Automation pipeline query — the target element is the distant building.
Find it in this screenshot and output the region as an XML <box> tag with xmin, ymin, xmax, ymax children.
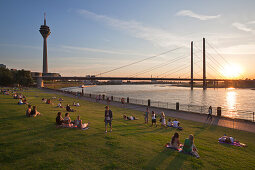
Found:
<box><xmin>0</xmin><ymin>64</ymin><xmax>6</xmax><ymax>68</ymax></box>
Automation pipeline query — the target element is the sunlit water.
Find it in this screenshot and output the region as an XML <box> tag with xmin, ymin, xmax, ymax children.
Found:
<box><xmin>62</xmin><ymin>85</ymin><xmax>255</xmax><ymax>121</ymax></box>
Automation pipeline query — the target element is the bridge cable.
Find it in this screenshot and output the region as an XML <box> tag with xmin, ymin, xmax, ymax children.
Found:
<box><xmin>95</xmin><ymin>46</ymin><xmax>183</xmax><ymax>76</ymax></box>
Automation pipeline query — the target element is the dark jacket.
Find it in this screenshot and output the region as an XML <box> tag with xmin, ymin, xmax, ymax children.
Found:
<box><xmin>105</xmin><ymin>110</ymin><xmax>113</xmax><ymax>120</ymax></box>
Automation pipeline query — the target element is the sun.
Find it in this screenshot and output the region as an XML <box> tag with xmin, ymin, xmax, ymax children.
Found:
<box><xmin>221</xmin><ymin>64</ymin><xmax>243</xmax><ymax>79</ymax></box>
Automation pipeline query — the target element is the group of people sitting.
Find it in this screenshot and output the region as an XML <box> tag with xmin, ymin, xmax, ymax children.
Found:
<box><xmin>26</xmin><ymin>105</ymin><xmax>41</xmax><ymax>117</ymax></box>
<box><xmin>56</xmin><ymin>112</ymin><xmax>88</xmax><ymax>129</ymax></box>
<box><xmin>167</xmin><ymin>132</ymin><xmax>200</xmax><ymax>158</ymax></box>
<box><xmin>147</xmin><ymin>109</ymin><xmax>182</xmax><ymax>130</ymax></box>
<box><xmin>123</xmin><ymin>114</ymin><xmax>137</xmax><ymax>120</ymax></box>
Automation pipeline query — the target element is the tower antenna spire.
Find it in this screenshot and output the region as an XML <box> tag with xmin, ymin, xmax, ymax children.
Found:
<box><xmin>44</xmin><ymin>12</ymin><xmax>46</xmax><ymax>25</ymax></box>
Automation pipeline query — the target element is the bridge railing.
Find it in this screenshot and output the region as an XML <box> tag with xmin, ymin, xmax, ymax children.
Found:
<box><xmin>61</xmin><ymin>89</ymin><xmax>254</xmax><ymax>122</ymax></box>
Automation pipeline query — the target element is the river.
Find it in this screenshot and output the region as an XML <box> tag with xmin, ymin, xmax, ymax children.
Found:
<box><xmin>61</xmin><ymin>84</ymin><xmax>255</xmax><ymax>121</ymax></box>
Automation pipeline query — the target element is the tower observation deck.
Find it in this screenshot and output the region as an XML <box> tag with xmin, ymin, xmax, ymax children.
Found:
<box><xmin>39</xmin><ymin>13</ymin><xmax>51</xmax><ymax>74</ymax></box>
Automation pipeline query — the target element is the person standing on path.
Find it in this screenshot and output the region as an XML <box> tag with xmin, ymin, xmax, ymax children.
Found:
<box><xmin>104</xmin><ymin>106</ymin><xmax>113</xmax><ymax>133</ymax></box>
<box><xmin>207</xmin><ymin>106</ymin><xmax>213</xmax><ymax>121</ymax></box>
<box><xmin>144</xmin><ymin>107</ymin><xmax>149</xmax><ymax>124</ymax></box>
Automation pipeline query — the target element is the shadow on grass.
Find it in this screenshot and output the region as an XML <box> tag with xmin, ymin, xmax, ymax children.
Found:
<box><xmin>143</xmin><ymin>149</ymin><xmax>173</xmax><ymax>169</ymax></box>
<box><xmin>166</xmin><ymin>152</ymin><xmax>189</xmax><ymax>169</ymax></box>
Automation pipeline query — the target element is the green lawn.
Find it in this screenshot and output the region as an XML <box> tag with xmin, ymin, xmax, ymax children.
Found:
<box><xmin>0</xmin><ymin>88</ymin><xmax>255</xmax><ymax>169</ymax></box>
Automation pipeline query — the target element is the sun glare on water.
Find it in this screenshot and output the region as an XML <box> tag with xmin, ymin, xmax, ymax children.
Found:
<box><xmin>221</xmin><ymin>64</ymin><xmax>243</xmax><ymax>79</ymax></box>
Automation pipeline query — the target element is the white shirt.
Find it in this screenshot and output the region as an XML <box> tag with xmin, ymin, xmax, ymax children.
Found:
<box><xmin>173</xmin><ymin>121</ymin><xmax>179</xmax><ymax>127</ymax></box>
<box><xmin>152</xmin><ymin>114</ymin><xmax>156</xmax><ymax>120</ymax></box>
<box><xmin>58</xmin><ymin>103</ymin><xmax>62</xmax><ymax>107</ymax></box>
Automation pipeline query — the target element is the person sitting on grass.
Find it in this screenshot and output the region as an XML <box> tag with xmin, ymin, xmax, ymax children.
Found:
<box><xmin>169</xmin><ymin>132</ymin><xmax>181</xmax><ymax>150</ymax></box>
<box><xmin>22</xmin><ymin>98</ymin><xmax>28</xmax><ymax>104</ymax></box>
<box><xmin>183</xmin><ymin>134</ymin><xmax>199</xmax><ymax>158</ymax></box>
<box><xmin>151</xmin><ymin>111</ymin><xmax>157</xmax><ymax>127</ymax></box>
<box><xmin>18</xmin><ymin>99</ymin><xmax>24</xmax><ymax>105</ymax></box>
<box><xmin>66</xmin><ymin>104</ymin><xmax>75</xmax><ymax>112</ymax></box>
<box><xmin>56</xmin><ymin>112</ymin><xmax>64</xmax><ymax>125</ymax></box>
<box><xmin>167</xmin><ymin>118</ymin><xmax>173</xmax><ymax>127</ymax></box>
<box><xmin>74</xmin><ymin>115</ymin><xmax>89</xmax><ymax>129</ymax></box>
<box><xmin>63</xmin><ymin>113</ymin><xmax>71</xmax><ymax>124</ymax></box>
<box><xmin>73</xmin><ymin>101</ymin><xmax>76</xmax><ymax>106</ymax></box>
<box><xmin>172</xmin><ymin>119</ymin><xmax>183</xmax><ymax>130</ymax></box>
<box><xmin>57</xmin><ymin>102</ymin><xmax>63</xmax><ymax>108</ymax></box>
<box><xmin>46</xmin><ymin>99</ymin><xmax>51</xmax><ymax>104</ymax></box>
<box><xmin>30</xmin><ymin>106</ymin><xmax>41</xmax><ymax>117</ymax></box>
<box><xmin>76</xmin><ymin>102</ymin><xmax>80</xmax><ymax>107</ymax></box>
<box><xmin>26</xmin><ymin>105</ymin><xmax>32</xmax><ymax>117</ymax></box>
<box><xmin>59</xmin><ymin>98</ymin><xmax>64</xmax><ymax>101</ymax></box>
<box><xmin>161</xmin><ymin>112</ymin><xmax>166</xmax><ymax>127</ymax></box>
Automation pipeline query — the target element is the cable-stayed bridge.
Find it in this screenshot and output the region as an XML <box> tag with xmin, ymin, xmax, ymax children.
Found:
<box><xmin>35</xmin><ymin>38</ymin><xmax>248</xmax><ymax>89</ymax></box>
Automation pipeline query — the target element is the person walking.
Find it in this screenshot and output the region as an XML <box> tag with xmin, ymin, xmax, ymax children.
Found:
<box><xmin>104</xmin><ymin>106</ymin><xmax>113</xmax><ymax>133</ymax></box>
<box><xmin>207</xmin><ymin>106</ymin><xmax>213</xmax><ymax>121</ymax></box>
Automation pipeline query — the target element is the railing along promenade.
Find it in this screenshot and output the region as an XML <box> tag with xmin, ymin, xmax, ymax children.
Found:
<box><xmin>50</xmin><ymin>88</ymin><xmax>255</xmax><ymax>122</ymax></box>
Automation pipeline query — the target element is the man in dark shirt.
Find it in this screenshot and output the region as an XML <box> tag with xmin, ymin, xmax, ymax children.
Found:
<box><xmin>104</xmin><ymin>106</ymin><xmax>113</xmax><ymax>133</ymax></box>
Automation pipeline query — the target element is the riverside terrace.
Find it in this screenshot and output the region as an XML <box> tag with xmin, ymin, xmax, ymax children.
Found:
<box><xmin>0</xmin><ymin>88</ymin><xmax>255</xmax><ymax>169</ymax></box>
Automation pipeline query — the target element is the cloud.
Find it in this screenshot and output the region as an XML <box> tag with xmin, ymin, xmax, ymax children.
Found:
<box><xmin>76</xmin><ymin>9</ymin><xmax>188</xmax><ymax>48</ymax></box>
<box><xmin>60</xmin><ymin>45</ymin><xmax>151</xmax><ymax>56</ymax></box>
<box><xmin>176</xmin><ymin>10</ymin><xmax>221</xmax><ymax>21</ymax></box>
<box><xmin>218</xmin><ymin>44</ymin><xmax>255</xmax><ymax>55</ymax></box>
<box><xmin>232</xmin><ymin>22</ymin><xmax>253</xmax><ymax>32</ymax></box>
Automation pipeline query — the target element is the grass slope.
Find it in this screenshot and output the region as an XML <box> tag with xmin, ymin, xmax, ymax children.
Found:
<box><xmin>0</xmin><ymin>88</ymin><xmax>255</xmax><ymax>169</ymax></box>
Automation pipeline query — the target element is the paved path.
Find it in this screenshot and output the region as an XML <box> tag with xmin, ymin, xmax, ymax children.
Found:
<box><xmin>42</xmin><ymin>88</ymin><xmax>255</xmax><ymax>133</ymax></box>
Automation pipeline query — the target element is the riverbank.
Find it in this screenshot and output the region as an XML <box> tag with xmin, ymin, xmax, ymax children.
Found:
<box><xmin>1</xmin><ymin>88</ymin><xmax>255</xmax><ymax>169</ymax></box>
<box><xmin>46</xmin><ymin>88</ymin><xmax>255</xmax><ymax>133</ymax></box>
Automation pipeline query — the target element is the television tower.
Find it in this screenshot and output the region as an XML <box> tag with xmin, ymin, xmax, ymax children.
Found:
<box><xmin>39</xmin><ymin>13</ymin><xmax>51</xmax><ymax>74</ymax></box>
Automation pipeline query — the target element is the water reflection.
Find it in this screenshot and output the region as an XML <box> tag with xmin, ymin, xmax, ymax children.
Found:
<box><xmin>226</xmin><ymin>89</ymin><xmax>237</xmax><ymax>118</ymax></box>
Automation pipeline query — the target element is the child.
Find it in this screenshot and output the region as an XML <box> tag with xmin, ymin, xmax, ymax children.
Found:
<box><xmin>151</xmin><ymin>111</ymin><xmax>157</xmax><ymax>127</ymax></box>
<box><xmin>167</xmin><ymin>118</ymin><xmax>173</xmax><ymax>127</ymax></box>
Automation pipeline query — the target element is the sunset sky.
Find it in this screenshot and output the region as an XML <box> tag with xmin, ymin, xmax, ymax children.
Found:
<box><xmin>0</xmin><ymin>0</ymin><xmax>255</xmax><ymax>78</ymax></box>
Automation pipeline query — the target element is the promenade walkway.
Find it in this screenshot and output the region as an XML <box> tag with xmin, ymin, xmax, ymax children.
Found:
<box><xmin>43</xmin><ymin>88</ymin><xmax>255</xmax><ymax>133</ymax></box>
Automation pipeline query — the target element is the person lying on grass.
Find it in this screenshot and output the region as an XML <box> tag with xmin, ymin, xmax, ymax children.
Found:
<box><xmin>167</xmin><ymin>132</ymin><xmax>181</xmax><ymax>150</ymax></box>
<box><xmin>56</xmin><ymin>112</ymin><xmax>64</xmax><ymax>125</ymax></box>
<box><xmin>183</xmin><ymin>134</ymin><xmax>199</xmax><ymax>158</ymax></box>
<box><xmin>26</xmin><ymin>105</ymin><xmax>32</xmax><ymax>117</ymax></box>
<box><xmin>66</xmin><ymin>104</ymin><xmax>75</xmax><ymax>112</ymax></box>
<box><xmin>123</xmin><ymin>114</ymin><xmax>137</xmax><ymax>120</ymax></box>
<box><xmin>30</xmin><ymin>106</ymin><xmax>41</xmax><ymax>117</ymax></box>
<box><xmin>74</xmin><ymin>115</ymin><xmax>89</xmax><ymax>129</ymax></box>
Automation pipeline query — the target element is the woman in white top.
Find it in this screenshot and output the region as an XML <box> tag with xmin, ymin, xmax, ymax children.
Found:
<box><xmin>161</xmin><ymin>112</ymin><xmax>166</xmax><ymax>127</ymax></box>
<box><xmin>75</xmin><ymin>115</ymin><xmax>88</xmax><ymax>129</ymax></box>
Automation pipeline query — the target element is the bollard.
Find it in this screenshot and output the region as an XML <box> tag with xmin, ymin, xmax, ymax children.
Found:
<box><xmin>89</xmin><ymin>94</ymin><xmax>91</xmax><ymax>98</ymax></box>
<box><xmin>176</xmin><ymin>102</ymin><xmax>179</xmax><ymax>111</ymax></box>
<box><xmin>253</xmin><ymin>112</ymin><xmax>254</xmax><ymax>122</ymax></box>
<box><xmin>217</xmin><ymin>107</ymin><xmax>221</xmax><ymax>117</ymax></box>
<box><xmin>127</xmin><ymin>97</ymin><xmax>129</xmax><ymax>103</ymax></box>
<box><xmin>148</xmin><ymin>99</ymin><xmax>151</xmax><ymax>107</ymax></box>
<box><xmin>111</xmin><ymin>96</ymin><xmax>113</xmax><ymax>101</ymax></box>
